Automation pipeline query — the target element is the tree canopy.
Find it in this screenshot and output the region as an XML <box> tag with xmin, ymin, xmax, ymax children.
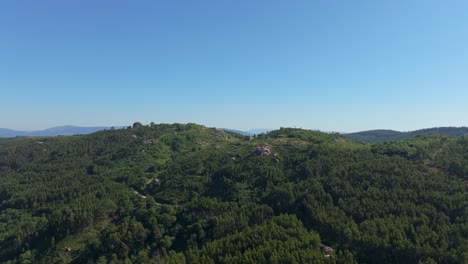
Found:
<box><xmin>0</xmin><ymin>124</ymin><xmax>466</xmax><ymax>263</ymax></box>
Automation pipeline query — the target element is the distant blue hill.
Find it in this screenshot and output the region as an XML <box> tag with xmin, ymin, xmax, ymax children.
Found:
<box><xmin>245</xmin><ymin>128</ymin><xmax>274</xmax><ymax>135</ymax></box>
<box><xmin>222</xmin><ymin>128</ymin><xmax>274</xmax><ymax>136</ymax></box>
<box><xmin>0</xmin><ymin>126</ymin><xmax>123</xmax><ymax>138</ymax></box>
<box><xmin>0</xmin><ymin>128</ymin><xmax>28</xmax><ymax>137</ymax></box>
<box><xmin>222</xmin><ymin>128</ymin><xmax>252</xmax><ymax>136</ymax></box>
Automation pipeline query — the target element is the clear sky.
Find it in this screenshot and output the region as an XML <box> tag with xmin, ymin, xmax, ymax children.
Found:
<box><xmin>1</xmin><ymin>1</ymin><xmax>467</xmax><ymax>132</ymax></box>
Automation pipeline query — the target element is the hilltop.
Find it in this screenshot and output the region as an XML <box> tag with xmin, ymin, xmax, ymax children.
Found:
<box><xmin>343</xmin><ymin>126</ymin><xmax>468</xmax><ymax>143</ymax></box>
<box><xmin>0</xmin><ymin>123</ymin><xmax>466</xmax><ymax>263</ymax></box>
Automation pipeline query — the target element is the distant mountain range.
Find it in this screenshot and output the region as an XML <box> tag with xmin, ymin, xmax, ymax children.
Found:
<box><xmin>0</xmin><ymin>126</ymin><xmax>122</xmax><ymax>138</ymax></box>
<box><xmin>2</xmin><ymin>125</ymin><xmax>468</xmax><ymax>142</ymax></box>
<box><xmin>223</xmin><ymin>128</ymin><xmax>273</xmax><ymax>136</ymax></box>
<box><xmin>343</xmin><ymin>127</ymin><xmax>468</xmax><ymax>143</ymax></box>
<box><xmin>224</xmin><ymin>127</ymin><xmax>468</xmax><ymax>143</ymax></box>
<box><xmin>0</xmin><ymin>126</ymin><xmax>273</xmax><ymax>138</ymax></box>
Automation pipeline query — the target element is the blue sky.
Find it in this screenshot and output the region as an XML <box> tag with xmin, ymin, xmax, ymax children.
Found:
<box><xmin>1</xmin><ymin>1</ymin><xmax>467</xmax><ymax>132</ymax></box>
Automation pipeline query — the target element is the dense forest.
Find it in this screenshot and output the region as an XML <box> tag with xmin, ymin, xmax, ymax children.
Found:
<box><xmin>0</xmin><ymin>123</ymin><xmax>467</xmax><ymax>263</ymax></box>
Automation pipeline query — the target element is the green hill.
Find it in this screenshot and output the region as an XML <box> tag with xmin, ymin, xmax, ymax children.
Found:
<box><xmin>344</xmin><ymin>126</ymin><xmax>468</xmax><ymax>143</ymax></box>
<box><xmin>0</xmin><ymin>123</ymin><xmax>466</xmax><ymax>263</ymax></box>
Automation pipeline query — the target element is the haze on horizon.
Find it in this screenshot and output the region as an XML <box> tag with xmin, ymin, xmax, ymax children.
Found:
<box><xmin>1</xmin><ymin>1</ymin><xmax>468</xmax><ymax>132</ymax></box>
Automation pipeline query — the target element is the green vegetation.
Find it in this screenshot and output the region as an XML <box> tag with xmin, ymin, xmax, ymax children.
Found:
<box><xmin>0</xmin><ymin>123</ymin><xmax>466</xmax><ymax>263</ymax></box>
<box><xmin>344</xmin><ymin>127</ymin><xmax>468</xmax><ymax>143</ymax></box>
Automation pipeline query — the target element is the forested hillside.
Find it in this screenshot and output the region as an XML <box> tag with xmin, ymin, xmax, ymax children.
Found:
<box><xmin>0</xmin><ymin>123</ymin><xmax>467</xmax><ymax>263</ymax></box>
<box><xmin>344</xmin><ymin>127</ymin><xmax>468</xmax><ymax>143</ymax></box>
